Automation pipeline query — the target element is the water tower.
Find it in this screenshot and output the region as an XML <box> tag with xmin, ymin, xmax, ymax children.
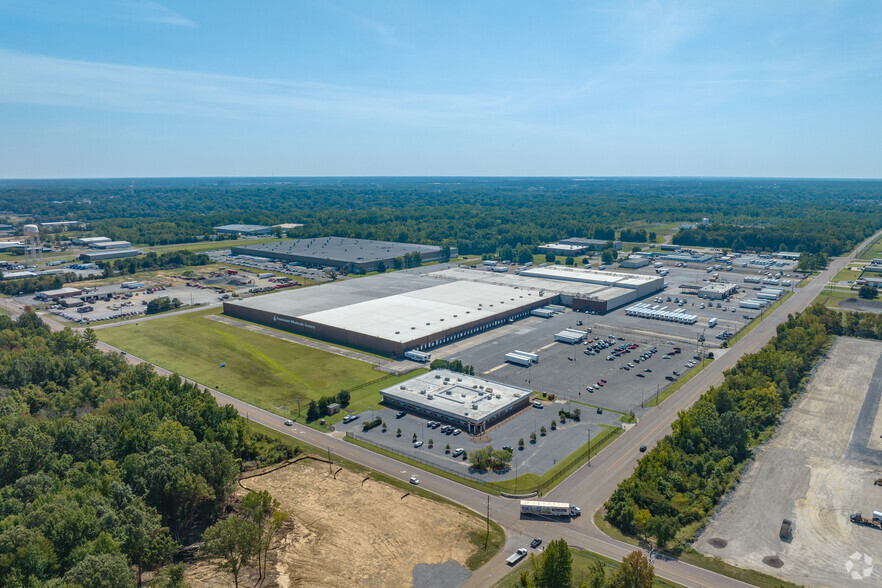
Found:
<box><xmin>23</xmin><ymin>224</ymin><xmax>42</xmax><ymax>264</ymax></box>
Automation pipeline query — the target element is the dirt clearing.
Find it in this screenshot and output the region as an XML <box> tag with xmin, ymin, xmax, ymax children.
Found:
<box><xmin>694</xmin><ymin>337</ymin><xmax>882</xmax><ymax>587</ymax></box>
<box><xmin>187</xmin><ymin>458</ymin><xmax>486</xmax><ymax>588</ymax></box>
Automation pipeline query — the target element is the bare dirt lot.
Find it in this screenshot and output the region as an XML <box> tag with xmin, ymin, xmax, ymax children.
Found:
<box><xmin>187</xmin><ymin>458</ymin><xmax>485</xmax><ymax>588</ymax></box>
<box><xmin>694</xmin><ymin>337</ymin><xmax>882</xmax><ymax>587</ymax></box>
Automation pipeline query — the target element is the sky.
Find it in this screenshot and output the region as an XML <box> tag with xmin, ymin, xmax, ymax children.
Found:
<box><xmin>0</xmin><ymin>0</ymin><xmax>880</xmax><ymax>179</ymax></box>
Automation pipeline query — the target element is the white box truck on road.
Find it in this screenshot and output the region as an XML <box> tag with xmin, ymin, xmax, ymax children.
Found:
<box><xmin>520</xmin><ymin>500</ymin><xmax>581</xmax><ymax>518</ymax></box>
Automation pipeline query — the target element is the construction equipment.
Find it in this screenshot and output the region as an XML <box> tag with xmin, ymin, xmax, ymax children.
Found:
<box><xmin>850</xmin><ymin>513</ymin><xmax>882</xmax><ymax>530</ymax></box>
<box><xmin>874</xmin><ymin>478</ymin><xmax>882</xmax><ymax>486</ymax></box>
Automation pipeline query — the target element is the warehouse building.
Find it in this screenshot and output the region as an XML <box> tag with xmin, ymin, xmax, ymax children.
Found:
<box><xmin>538</xmin><ymin>238</ymin><xmax>622</xmax><ymax>256</ymax></box>
<box><xmin>379</xmin><ymin>369</ymin><xmax>532</xmax><ymax>435</ymax></box>
<box><xmin>214</xmin><ymin>224</ymin><xmax>273</xmax><ymax>236</ymax></box>
<box><xmin>80</xmin><ymin>249</ymin><xmax>142</xmax><ymax>261</ymax></box>
<box><xmin>620</xmin><ymin>256</ymin><xmax>650</xmax><ymax>269</ymax></box>
<box><xmin>91</xmin><ymin>240</ymin><xmax>132</xmax><ymax>250</ymax></box>
<box><xmin>224</xmin><ymin>272</ymin><xmax>551</xmax><ymax>357</ymax></box>
<box><xmin>35</xmin><ymin>287</ymin><xmax>82</xmax><ymax>300</ymax></box>
<box><xmin>231</xmin><ymin>237</ymin><xmax>455</xmax><ymax>273</ymax></box>
<box><xmin>72</xmin><ymin>236</ymin><xmax>111</xmax><ymax>246</ymax></box>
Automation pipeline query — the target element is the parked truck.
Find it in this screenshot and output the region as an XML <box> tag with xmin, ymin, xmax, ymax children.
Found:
<box><xmin>506</xmin><ymin>548</ymin><xmax>528</xmax><ymax>565</ymax></box>
<box><xmin>520</xmin><ymin>500</ymin><xmax>581</xmax><ymax>518</ymax></box>
<box><xmin>850</xmin><ymin>512</ymin><xmax>882</xmax><ymax>530</ymax></box>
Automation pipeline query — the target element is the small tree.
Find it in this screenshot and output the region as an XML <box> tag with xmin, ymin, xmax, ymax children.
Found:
<box><xmin>428</xmin><ymin>439</ymin><xmax>434</xmax><ymax>448</ymax></box>
<box><xmin>540</xmin><ymin>426</ymin><xmax>547</xmax><ymax>436</ymax></box>
<box><xmin>445</xmin><ymin>443</ymin><xmax>451</xmax><ymax>454</ymax></box>
<box><xmin>199</xmin><ymin>517</ymin><xmax>260</xmax><ymax>588</ymax></box>
<box><xmin>376</xmin><ymin>260</ymin><xmax>387</xmax><ymax>273</ymax></box>
<box><xmin>859</xmin><ymin>285</ymin><xmax>878</xmax><ymax>299</ymax></box>
<box><xmin>612</xmin><ymin>551</ymin><xmax>654</xmax><ymax>588</ymax></box>
<box><xmin>572</xmin><ymin>408</ymin><xmax>581</xmax><ymax>421</ymax></box>
<box><xmin>306</xmin><ymin>400</ymin><xmax>319</xmax><ymax>422</ymax></box>
<box><xmin>530</xmin><ymin>432</ymin><xmax>537</xmax><ymax>444</ymax></box>
<box><xmin>396</xmin><ymin>428</ymin><xmax>402</xmax><ymax>437</ymax></box>
<box><xmin>565</xmin><ymin>256</ymin><xmax>574</xmax><ymax>266</ymax></box>
<box><xmin>412</xmin><ymin>433</ymin><xmax>417</xmax><ymax>442</ymax></box>
<box><xmin>539</xmin><ymin>538</ymin><xmax>573</xmax><ymax>588</ymax></box>
<box><xmin>551</xmin><ymin>419</ymin><xmax>557</xmax><ymax>430</ymax></box>
<box><xmin>381</xmin><ymin>423</ymin><xmax>387</xmax><ymax>432</ymax></box>
<box><xmin>461</xmin><ymin>450</ymin><xmax>467</xmax><ymax>460</ymax></box>
<box><xmin>518</xmin><ymin>438</ymin><xmax>525</xmax><ymax>450</ymax></box>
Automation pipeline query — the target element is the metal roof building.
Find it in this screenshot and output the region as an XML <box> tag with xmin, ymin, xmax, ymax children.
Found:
<box><xmin>72</xmin><ymin>236</ymin><xmax>112</xmax><ymax>246</ymax></box>
<box><xmin>214</xmin><ymin>224</ymin><xmax>274</xmax><ymax>235</ymax></box>
<box><xmin>224</xmin><ymin>272</ymin><xmax>551</xmax><ymax>357</ymax></box>
<box><xmin>379</xmin><ymin>369</ymin><xmax>532</xmax><ymax>435</ymax></box>
<box><xmin>230</xmin><ymin>237</ymin><xmax>454</xmax><ymax>273</ymax></box>
<box><xmin>91</xmin><ymin>240</ymin><xmax>132</xmax><ymax>250</ymax></box>
<box><xmin>80</xmin><ymin>249</ymin><xmax>142</xmax><ymax>261</ymax></box>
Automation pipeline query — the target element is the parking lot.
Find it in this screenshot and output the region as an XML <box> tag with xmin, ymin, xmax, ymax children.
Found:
<box><xmin>338</xmin><ymin>403</ymin><xmax>620</xmax><ymax>483</ymax></box>
<box><xmin>207</xmin><ymin>249</ymin><xmax>335</xmax><ymax>281</ymax></box>
<box><xmin>429</xmin><ymin>261</ymin><xmax>796</xmax><ymax>416</ymax></box>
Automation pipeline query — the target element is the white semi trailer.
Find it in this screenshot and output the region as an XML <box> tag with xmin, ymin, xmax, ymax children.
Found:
<box><xmin>520</xmin><ymin>500</ymin><xmax>581</xmax><ymax>518</ymax></box>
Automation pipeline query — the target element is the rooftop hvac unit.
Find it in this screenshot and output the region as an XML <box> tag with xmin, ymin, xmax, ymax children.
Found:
<box><xmin>485</xmin><ymin>387</ymin><xmax>493</xmax><ymax>393</ymax></box>
<box><xmin>446</xmin><ymin>389</ymin><xmax>452</xmax><ymax>395</ymax></box>
<box><xmin>457</xmin><ymin>378</ymin><xmax>462</xmax><ymax>382</ymax></box>
<box><xmin>427</xmin><ymin>394</ymin><xmax>434</xmax><ymax>400</ymax></box>
<box><xmin>461</xmin><ymin>393</ymin><xmax>466</xmax><ymax>397</ymax></box>
<box><xmin>435</xmin><ymin>374</ymin><xmax>441</xmax><ymax>379</ymax></box>
<box><xmin>496</xmin><ymin>394</ymin><xmax>502</xmax><ymax>399</ymax></box>
<box><xmin>472</xmin><ymin>404</ymin><xmax>478</xmax><ymax>410</ymax></box>
<box><xmin>419</xmin><ymin>390</ymin><xmax>426</xmax><ymax>395</ymax></box>
<box><xmin>400</xmin><ymin>385</ymin><xmax>406</xmax><ymax>389</ymax></box>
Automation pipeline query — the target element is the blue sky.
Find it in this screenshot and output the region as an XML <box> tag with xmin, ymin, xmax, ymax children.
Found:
<box><xmin>0</xmin><ymin>0</ymin><xmax>880</xmax><ymax>178</ymax></box>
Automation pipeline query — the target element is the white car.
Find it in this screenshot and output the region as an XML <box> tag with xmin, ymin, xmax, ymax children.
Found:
<box><xmin>452</xmin><ymin>448</ymin><xmax>464</xmax><ymax>457</ymax></box>
<box><xmin>410</xmin><ymin>475</ymin><xmax>419</xmax><ymax>485</ymax></box>
<box><xmin>453</xmin><ymin>429</ymin><xmax>461</xmax><ymax>435</ymax></box>
<box><xmin>413</xmin><ymin>441</ymin><xmax>423</xmax><ymax>448</ymax></box>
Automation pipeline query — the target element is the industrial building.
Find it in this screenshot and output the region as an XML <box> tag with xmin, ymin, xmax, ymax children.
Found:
<box><xmin>230</xmin><ymin>237</ymin><xmax>455</xmax><ymax>273</ymax></box>
<box><xmin>35</xmin><ymin>287</ymin><xmax>82</xmax><ymax>300</ymax></box>
<box><xmin>91</xmin><ymin>240</ymin><xmax>132</xmax><ymax>250</ymax></box>
<box><xmin>72</xmin><ymin>236</ymin><xmax>112</xmax><ymax>246</ymax></box>
<box><xmin>214</xmin><ymin>224</ymin><xmax>274</xmax><ymax>236</ymax></box>
<box><xmin>698</xmin><ymin>282</ymin><xmax>739</xmax><ymax>299</ymax></box>
<box><xmin>224</xmin><ymin>272</ymin><xmax>552</xmax><ymax>357</ymax></box>
<box><xmin>620</xmin><ymin>256</ymin><xmax>650</xmax><ymax>269</ymax></box>
<box><xmin>379</xmin><ymin>369</ymin><xmax>532</xmax><ymax>435</ymax></box>
<box><xmin>80</xmin><ymin>249</ymin><xmax>142</xmax><ymax>261</ymax></box>
<box><xmin>538</xmin><ymin>238</ymin><xmax>622</xmax><ymax>255</ymax></box>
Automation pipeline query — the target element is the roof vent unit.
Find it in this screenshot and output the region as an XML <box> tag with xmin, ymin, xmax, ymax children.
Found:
<box><xmin>419</xmin><ymin>389</ymin><xmax>426</xmax><ymax>395</ymax></box>
<box><xmin>427</xmin><ymin>393</ymin><xmax>434</xmax><ymax>400</ymax></box>
<box><xmin>446</xmin><ymin>389</ymin><xmax>452</xmax><ymax>395</ymax></box>
<box><xmin>457</xmin><ymin>378</ymin><xmax>462</xmax><ymax>382</ymax></box>
<box><xmin>435</xmin><ymin>374</ymin><xmax>441</xmax><ymax>379</ymax></box>
<box><xmin>496</xmin><ymin>394</ymin><xmax>502</xmax><ymax>399</ymax></box>
<box><xmin>399</xmin><ymin>385</ymin><xmax>406</xmax><ymax>390</ymax></box>
<box><xmin>472</xmin><ymin>384</ymin><xmax>478</xmax><ymax>388</ymax></box>
<box><xmin>461</xmin><ymin>393</ymin><xmax>466</xmax><ymax>398</ymax></box>
<box><xmin>485</xmin><ymin>388</ymin><xmax>493</xmax><ymax>393</ymax></box>
<box><xmin>472</xmin><ymin>403</ymin><xmax>478</xmax><ymax>410</ymax></box>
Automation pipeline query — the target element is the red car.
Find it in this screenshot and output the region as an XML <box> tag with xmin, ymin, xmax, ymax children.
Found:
<box><xmin>596</xmin><ymin>381</ymin><xmax>604</xmax><ymax>387</ymax></box>
<box><xmin>601</xmin><ymin>378</ymin><xmax>607</xmax><ymax>383</ymax></box>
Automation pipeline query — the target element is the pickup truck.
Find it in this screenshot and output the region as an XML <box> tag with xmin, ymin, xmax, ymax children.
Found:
<box><xmin>506</xmin><ymin>548</ymin><xmax>528</xmax><ymax>565</ymax></box>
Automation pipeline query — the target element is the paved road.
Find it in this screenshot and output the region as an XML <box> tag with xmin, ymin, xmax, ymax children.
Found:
<box><xmin>11</xmin><ymin>231</ymin><xmax>881</xmax><ymax>588</ymax></box>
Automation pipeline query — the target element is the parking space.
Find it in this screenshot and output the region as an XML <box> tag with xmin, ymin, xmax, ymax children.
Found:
<box><xmin>207</xmin><ymin>249</ymin><xmax>335</xmax><ymax>282</ymax></box>
<box><xmin>339</xmin><ymin>403</ymin><xmax>619</xmax><ymax>482</ymax></box>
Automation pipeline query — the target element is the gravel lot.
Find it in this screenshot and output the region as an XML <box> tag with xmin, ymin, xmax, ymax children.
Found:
<box><xmin>694</xmin><ymin>337</ymin><xmax>882</xmax><ymax>587</ymax></box>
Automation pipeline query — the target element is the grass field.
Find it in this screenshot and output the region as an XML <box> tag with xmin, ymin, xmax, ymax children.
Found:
<box><xmin>830</xmin><ymin>267</ymin><xmax>863</xmax><ymax>283</ymax></box>
<box><xmin>858</xmin><ymin>234</ymin><xmax>882</xmax><ymax>259</ymax></box>
<box><xmin>812</xmin><ymin>285</ymin><xmax>859</xmax><ymax>308</ymax></box>
<box><xmin>493</xmin><ymin>545</ymin><xmax>684</xmax><ymax>588</ymax></box>
<box><xmin>592</xmin><ymin>511</ymin><xmax>802</xmax><ymax>588</ymax></box>
<box><xmin>98</xmin><ymin>308</ymin><xmax>404</xmax><ymax>420</ymax></box>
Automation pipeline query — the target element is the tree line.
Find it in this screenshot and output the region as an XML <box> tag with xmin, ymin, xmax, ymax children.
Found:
<box><xmin>603</xmin><ymin>305</ymin><xmax>850</xmax><ymax>550</ymax></box>
<box><xmin>3</xmin><ymin>177</ymin><xmax>880</xmax><ymax>256</ymax></box>
<box><xmin>0</xmin><ymin>313</ymin><xmax>298</xmax><ymax>587</ymax></box>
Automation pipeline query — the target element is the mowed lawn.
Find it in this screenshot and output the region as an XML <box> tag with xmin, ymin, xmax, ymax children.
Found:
<box><xmin>98</xmin><ymin>309</ymin><xmax>392</xmax><ymax>417</ymax></box>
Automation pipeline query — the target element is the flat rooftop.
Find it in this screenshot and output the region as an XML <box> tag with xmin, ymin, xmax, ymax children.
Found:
<box><xmin>215</xmin><ymin>224</ymin><xmax>272</xmax><ymax>232</ymax></box>
<box><xmin>232</xmin><ymin>237</ymin><xmax>441</xmax><ymax>264</ymax></box>
<box><xmin>381</xmin><ymin>369</ymin><xmax>531</xmax><ymax>422</ymax></box>
<box><xmin>431</xmin><ymin>267</ymin><xmax>634</xmax><ymax>301</ymax></box>
<box><xmin>300</xmin><ymin>280</ymin><xmax>543</xmax><ymax>343</ymax></box>
<box><xmin>519</xmin><ymin>265</ymin><xmax>660</xmax><ymax>289</ymax></box>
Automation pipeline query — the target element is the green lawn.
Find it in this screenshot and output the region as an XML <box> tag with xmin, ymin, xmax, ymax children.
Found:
<box><xmin>831</xmin><ymin>267</ymin><xmax>863</xmax><ymax>283</ymax></box>
<box><xmin>812</xmin><ymin>286</ymin><xmax>859</xmax><ymax>308</ymax></box>
<box><xmin>493</xmin><ymin>546</ymin><xmax>684</xmax><ymax>588</ymax></box>
<box><xmin>98</xmin><ymin>308</ymin><xmax>401</xmax><ymax>419</ymax></box>
<box><xmin>858</xmin><ymin>235</ymin><xmax>882</xmax><ymax>259</ymax></box>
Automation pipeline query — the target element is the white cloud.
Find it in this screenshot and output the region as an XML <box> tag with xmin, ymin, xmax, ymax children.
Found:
<box><xmin>0</xmin><ymin>50</ymin><xmax>516</xmax><ymax>125</ymax></box>
<box><xmin>123</xmin><ymin>1</ymin><xmax>197</xmax><ymax>28</ymax></box>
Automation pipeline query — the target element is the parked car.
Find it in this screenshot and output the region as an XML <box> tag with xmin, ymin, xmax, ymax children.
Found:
<box><xmin>413</xmin><ymin>441</ymin><xmax>423</xmax><ymax>448</ymax></box>
<box><xmin>530</xmin><ymin>538</ymin><xmax>543</xmax><ymax>548</ymax></box>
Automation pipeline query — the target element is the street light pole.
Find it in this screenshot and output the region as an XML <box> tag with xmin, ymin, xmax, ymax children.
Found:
<box><xmin>587</xmin><ymin>426</ymin><xmax>591</xmax><ymax>467</ymax></box>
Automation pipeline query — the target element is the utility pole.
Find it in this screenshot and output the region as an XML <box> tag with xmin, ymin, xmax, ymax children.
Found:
<box><xmin>587</xmin><ymin>426</ymin><xmax>591</xmax><ymax>466</ymax></box>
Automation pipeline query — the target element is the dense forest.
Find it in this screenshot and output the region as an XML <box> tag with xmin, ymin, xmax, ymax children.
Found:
<box><xmin>602</xmin><ymin>305</ymin><xmax>871</xmax><ymax>550</ymax></box>
<box><xmin>0</xmin><ymin>313</ymin><xmax>297</xmax><ymax>587</ymax></box>
<box><xmin>2</xmin><ymin>177</ymin><xmax>881</xmax><ymax>255</ymax></box>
